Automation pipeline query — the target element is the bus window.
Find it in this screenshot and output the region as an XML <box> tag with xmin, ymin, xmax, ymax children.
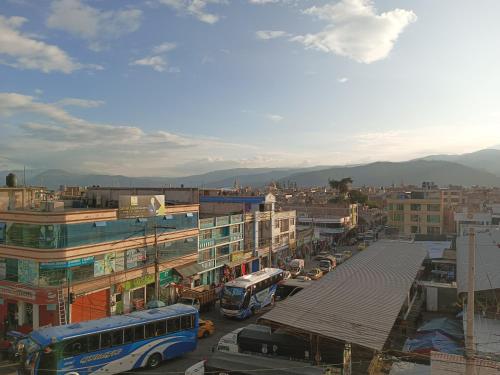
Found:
<box><xmin>100</xmin><ymin>332</ymin><xmax>112</xmax><ymax>349</ymax></box>
<box><xmin>167</xmin><ymin>317</ymin><xmax>180</xmax><ymax>333</ymax></box>
<box><xmin>134</xmin><ymin>325</ymin><xmax>145</xmax><ymax>341</ymax></box>
<box><xmin>145</xmin><ymin>323</ymin><xmax>155</xmax><ymax>338</ymax></box>
<box><xmin>124</xmin><ymin>328</ymin><xmax>133</xmax><ymax>344</ymax></box>
<box><xmin>112</xmin><ymin>330</ymin><xmax>124</xmax><ymax>346</ymax></box>
<box><xmin>63</xmin><ymin>338</ymin><xmax>87</xmax><ymax>358</ymax></box>
<box><xmin>180</xmin><ymin>315</ymin><xmax>193</xmax><ymax>330</ymax></box>
<box><xmin>155</xmin><ymin>320</ymin><xmax>166</xmax><ymax>336</ymax></box>
<box><xmin>88</xmin><ymin>334</ymin><xmax>100</xmax><ymax>352</ymax></box>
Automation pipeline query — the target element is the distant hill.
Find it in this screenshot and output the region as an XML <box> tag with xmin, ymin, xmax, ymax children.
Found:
<box><xmin>419</xmin><ymin>148</ymin><xmax>500</xmax><ymax>176</ymax></box>
<box><xmin>2</xmin><ymin>148</ymin><xmax>500</xmax><ymax>190</ymax></box>
<box><xmin>278</xmin><ymin>160</ymin><xmax>500</xmax><ymax>187</ymax></box>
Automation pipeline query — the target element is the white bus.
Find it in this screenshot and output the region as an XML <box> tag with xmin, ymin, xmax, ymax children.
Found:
<box><xmin>220</xmin><ymin>268</ymin><xmax>284</xmax><ymax>319</ymax></box>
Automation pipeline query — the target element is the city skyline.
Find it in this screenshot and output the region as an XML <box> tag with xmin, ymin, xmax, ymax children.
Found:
<box><xmin>2</xmin><ymin>0</ymin><xmax>500</xmax><ymax>176</ymax></box>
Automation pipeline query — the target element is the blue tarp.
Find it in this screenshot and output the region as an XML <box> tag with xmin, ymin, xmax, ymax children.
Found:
<box><xmin>417</xmin><ymin>318</ymin><xmax>464</xmax><ymax>341</ymax></box>
<box><xmin>403</xmin><ymin>331</ymin><xmax>463</xmax><ymax>355</ymax></box>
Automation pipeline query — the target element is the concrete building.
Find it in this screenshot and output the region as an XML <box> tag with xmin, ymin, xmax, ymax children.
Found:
<box><xmin>0</xmin><ymin>186</ymin><xmax>49</xmax><ymax>211</ymax></box>
<box><xmin>386</xmin><ymin>191</ymin><xmax>444</xmax><ymax>235</ymax></box>
<box><xmin>85</xmin><ymin>187</ymin><xmax>199</xmax><ymax>207</ymax></box>
<box><xmin>198</xmin><ymin>213</ymin><xmax>248</xmax><ymax>285</ymax></box>
<box><xmin>0</xmin><ymin>197</ymin><xmax>199</xmax><ymax>332</ymax></box>
<box><xmin>282</xmin><ymin>204</ymin><xmax>357</xmax><ymax>241</ymax></box>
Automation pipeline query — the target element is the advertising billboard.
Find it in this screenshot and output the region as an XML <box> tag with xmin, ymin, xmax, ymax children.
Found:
<box><xmin>118</xmin><ymin>195</ymin><xmax>166</xmax><ymax>218</ymax></box>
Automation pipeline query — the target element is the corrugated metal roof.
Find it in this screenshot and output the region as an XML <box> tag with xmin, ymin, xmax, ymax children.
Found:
<box><xmin>456</xmin><ymin>229</ymin><xmax>500</xmax><ymax>294</ymax></box>
<box><xmin>259</xmin><ymin>240</ymin><xmax>427</xmax><ymax>351</ymax></box>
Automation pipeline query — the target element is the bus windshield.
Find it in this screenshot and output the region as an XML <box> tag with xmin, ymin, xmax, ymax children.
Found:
<box><xmin>222</xmin><ymin>286</ymin><xmax>246</xmax><ymax>305</ymax></box>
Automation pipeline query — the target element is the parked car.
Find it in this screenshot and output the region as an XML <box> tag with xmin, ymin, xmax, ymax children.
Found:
<box><xmin>343</xmin><ymin>250</ymin><xmax>352</xmax><ymax>259</ymax></box>
<box><xmin>314</xmin><ymin>251</ymin><xmax>330</xmax><ymax>260</ymax></box>
<box><xmin>306</xmin><ymin>268</ymin><xmax>324</xmax><ymax>280</ymax></box>
<box><xmin>334</xmin><ymin>253</ymin><xmax>345</xmax><ymax>264</ymax></box>
<box><xmin>318</xmin><ymin>259</ymin><xmax>332</xmax><ymax>273</ymax></box>
<box><xmin>198</xmin><ymin>319</ymin><xmax>215</xmax><ymax>338</ymax></box>
<box><xmin>289</xmin><ymin>259</ymin><xmax>305</xmax><ymax>277</ymax></box>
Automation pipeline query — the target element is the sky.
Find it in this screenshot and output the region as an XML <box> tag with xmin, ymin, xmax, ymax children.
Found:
<box><xmin>1</xmin><ymin>0</ymin><xmax>500</xmax><ymax>177</ymax></box>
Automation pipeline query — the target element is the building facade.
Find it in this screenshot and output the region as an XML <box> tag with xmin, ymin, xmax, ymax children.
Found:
<box><xmin>386</xmin><ymin>191</ymin><xmax>444</xmax><ymax>235</ymax></box>
<box><xmin>0</xmin><ymin>201</ymin><xmax>199</xmax><ymax>332</ymax></box>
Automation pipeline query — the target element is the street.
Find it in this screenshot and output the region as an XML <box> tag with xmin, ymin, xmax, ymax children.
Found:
<box><xmin>0</xmin><ymin>244</ymin><xmax>363</xmax><ymax>375</ymax></box>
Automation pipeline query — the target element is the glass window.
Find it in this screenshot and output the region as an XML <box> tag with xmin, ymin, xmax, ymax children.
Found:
<box><xmin>396</xmin><ymin>204</ymin><xmax>404</xmax><ymax>211</ymax></box>
<box><xmin>410</xmin><ymin>204</ymin><xmax>421</xmax><ymax>211</ymax></box>
<box><xmin>427</xmin><ymin>215</ymin><xmax>440</xmax><ymax>224</ymax></box>
<box><xmin>428</xmin><ymin>204</ymin><xmax>440</xmax><ymax>212</ymax></box>
<box><xmin>134</xmin><ymin>325</ymin><xmax>145</xmax><ymax>341</ymax></box>
<box><xmin>410</xmin><ymin>214</ymin><xmax>420</xmax><ymax>223</ymax></box>
<box><xmin>167</xmin><ymin>317</ymin><xmax>180</xmax><ymax>333</ymax></box>
<box><xmin>88</xmin><ymin>334</ymin><xmax>100</xmax><ymax>352</ymax></box>
<box><xmin>145</xmin><ymin>323</ymin><xmax>155</xmax><ymax>338</ymax></box>
<box><xmin>63</xmin><ymin>338</ymin><xmax>88</xmax><ymax>358</ymax></box>
<box><xmin>181</xmin><ymin>315</ymin><xmax>194</xmax><ymax>330</ymax></box>
<box><xmin>124</xmin><ymin>328</ymin><xmax>133</xmax><ymax>344</ymax></box>
<box><xmin>155</xmin><ymin>320</ymin><xmax>166</xmax><ymax>336</ymax></box>
<box><xmin>100</xmin><ymin>332</ymin><xmax>112</xmax><ymax>348</ymax></box>
<box><xmin>112</xmin><ymin>330</ymin><xmax>123</xmax><ymax>346</ymax></box>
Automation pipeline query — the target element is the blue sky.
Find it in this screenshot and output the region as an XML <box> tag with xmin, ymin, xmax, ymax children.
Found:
<box><xmin>1</xmin><ymin>0</ymin><xmax>500</xmax><ymax>176</ymax></box>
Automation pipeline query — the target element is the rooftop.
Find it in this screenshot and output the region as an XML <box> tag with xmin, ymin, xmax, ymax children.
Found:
<box><xmin>259</xmin><ymin>240</ymin><xmax>427</xmax><ymax>351</ymax></box>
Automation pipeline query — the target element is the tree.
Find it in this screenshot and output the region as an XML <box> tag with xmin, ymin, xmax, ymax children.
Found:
<box><xmin>329</xmin><ymin>177</ymin><xmax>353</xmax><ymax>198</ymax></box>
<box><xmin>348</xmin><ymin>190</ymin><xmax>368</xmax><ymax>204</ymax></box>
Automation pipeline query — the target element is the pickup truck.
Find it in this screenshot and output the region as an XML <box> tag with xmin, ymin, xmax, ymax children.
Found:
<box><xmin>179</xmin><ymin>287</ymin><xmax>217</xmax><ymax>312</ymax></box>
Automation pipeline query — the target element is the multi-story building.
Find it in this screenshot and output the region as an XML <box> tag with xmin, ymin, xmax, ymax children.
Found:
<box><xmin>271</xmin><ymin>210</ymin><xmax>296</xmax><ymax>266</ymax></box>
<box><xmin>386</xmin><ymin>190</ymin><xmax>444</xmax><ymax>235</ymax></box>
<box><xmin>282</xmin><ymin>204</ymin><xmax>357</xmax><ymax>242</ymax></box>
<box><xmin>198</xmin><ymin>213</ymin><xmax>246</xmax><ymax>285</ymax></box>
<box><xmin>0</xmin><ymin>195</ymin><xmax>199</xmax><ymax>332</ymax></box>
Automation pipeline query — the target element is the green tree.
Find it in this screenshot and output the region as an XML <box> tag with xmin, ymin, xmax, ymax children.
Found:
<box><xmin>329</xmin><ymin>177</ymin><xmax>353</xmax><ymax>198</ymax></box>
<box><xmin>348</xmin><ymin>190</ymin><xmax>368</xmax><ymax>204</ymax></box>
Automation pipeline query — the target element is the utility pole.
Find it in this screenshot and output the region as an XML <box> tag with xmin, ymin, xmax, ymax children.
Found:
<box><xmin>465</xmin><ymin>227</ymin><xmax>476</xmax><ymax>375</ymax></box>
<box><xmin>154</xmin><ymin>223</ymin><xmax>160</xmax><ymax>301</ymax></box>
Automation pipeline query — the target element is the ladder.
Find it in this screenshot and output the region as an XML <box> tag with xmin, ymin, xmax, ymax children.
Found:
<box><xmin>57</xmin><ymin>289</ymin><xmax>67</xmax><ymax>326</ymax></box>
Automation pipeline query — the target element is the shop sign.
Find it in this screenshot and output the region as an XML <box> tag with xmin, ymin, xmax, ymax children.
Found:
<box><xmin>40</xmin><ymin>256</ymin><xmax>94</xmax><ymax>270</ymax></box>
<box><xmin>230</xmin><ymin>251</ymin><xmax>244</xmax><ymax>263</ymax></box>
<box><xmin>118</xmin><ymin>274</ymin><xmax>154</xmax><ymax>292</ymax></box>
<box><xmin>18</xmin><ymin>259</ymin><xmax>39</xmax><ymax>285</ymax></box>
<box><xmin>0</xmin><ymin>281</ymin><xmax>58</xmax><ymax>304</ymax></box>
<box><xmin>126</xmin><ymin>249</ymin><xmax>146</xmax><ymax>269</ymax></box>
<box><xmin>159</xmin><ymin>269</ymin><xmax>179</xmax><ymax>286</ymax></box>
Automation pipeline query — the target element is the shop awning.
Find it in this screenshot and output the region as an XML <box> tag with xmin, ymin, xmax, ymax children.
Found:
<box><xmin>174</xmin><ymin>262</ymin><xmax>204</xmax><ymax>278</ymax></box>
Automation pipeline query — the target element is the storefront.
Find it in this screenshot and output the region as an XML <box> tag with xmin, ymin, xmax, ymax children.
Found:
<box><xmin>159</xmin><ymin>269</ymin><xmax>181</xmax><ymax>305</ymax></box>
<box><xmin>114</xmin><ymin>274</ymin><xmax>155</xmax><ymax>314</ymax></box>
<box><xmin>0</xmin><ymin>281</ymin><xmax>58</xmax><ymax>333</ymax></box>
<box><xmin>173</xmin><ymin>263</ymin><xmax>203</xmax><ymax>289</ymax></box>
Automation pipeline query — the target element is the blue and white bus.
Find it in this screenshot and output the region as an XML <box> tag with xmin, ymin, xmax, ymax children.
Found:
<box><xmin>17</xmin><ymin>304</ymin><xmax>198</xmax><ymax>375</ymax></box>
<box><xmin>220</xmin><ymin>268</ymin><xmax>284</xmax><ymax>319</ymax></box>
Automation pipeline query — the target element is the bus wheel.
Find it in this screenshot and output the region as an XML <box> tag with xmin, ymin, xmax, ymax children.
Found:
<box><xmin>147</xmin><ymin>353</ymin><xmax>162</xmax><ymax>369</ymax></box>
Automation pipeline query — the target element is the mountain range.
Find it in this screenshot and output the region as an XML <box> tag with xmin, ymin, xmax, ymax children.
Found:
<box><xmin>1</xmin><ymin>148</ymin><xmax>500</xmax><ymax>189</ymax></box>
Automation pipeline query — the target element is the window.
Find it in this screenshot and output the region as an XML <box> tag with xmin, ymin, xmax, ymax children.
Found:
<box><xmin>428</xmin><ymin>204</ymin><xmax>440</xmax><ymax>211</ymax></box>
<box><xmin>410</xmin><ymin>204</ymin><xmax>421</xmax><ymax>211</ymax></box>
<box><xmin>167</xmin><ymin>317</ymin><xmax>180</xmax><ymax>333</ymax></box>
<box><xmin>410</xmin><ymin>214</ymin><xmax>420</xmax><ymax>223</ymax></box>
<box><xmin>63</xmin><ymin>338</ymin><xmax>88</xmax><ymax>358</ymax></box>
<box><xmin>396</xmin><ymin>204</ymin><xmax>404</xmax><ymax>211</ymax></box>
<box><xmin>134</xmin><ymin>325</ymin><xmax>145</xmax><ymax>341</ymax></box>
<box><xmin>100</xmin><ymin>332</ymin><xmax>112</xmax><ymax>348</ymax></box>
<box><xmin>290</xmin><ymin>218</ymin><xmax>295</xmax><ymax>226</ymax></box>
<box><xmin>155</xmin><ymin>320</ymin><xmax>167</xmax><ymax>336</ymax></box>
<box><xmin>231</xmin><ymin>225</ymin><xmax>239</xmax><ymax>233</ymax></box>
<box><xmin>427</xmin><ymin>215</ymin><xmax>440</xmax><ymax>224</ymax></box>
<box><xmin>112</xmin><ymin>330</ymin><xmax>123</xmax><ymax>346</ymax></box>
<box><xmin>145</xmin><ymin>323</ymin><xmax>155</xmax><ymax>338</ymax></box>
<box><xmin>124</xmin><ymin>328</ymin><xmax>133</xmax><ymax>344</ymax></box>
<box><xmin>202</xmin><ymin>230</ymin><xmax>212</xmax><ymax>239</ymax></box>
<box><xmin>274</xmin><ymin>220</ymin><xmax>280</xmax><ymax>229</ymax></box>
<box><xmin>290</xmin><ymin>232</ymin><xmax>295</xmax><ymax>240</ymax></box>
<box><xmin>181</xmin><ymin>315</ymin><xmax>194</xmax><ymax>330</ymax></box>
<box><xmin>88</xmin><ymin>334</ymin><xmax>100</xmax><ymax>352</ymax></box>
<box><xmin>428</xmin><ymin>226</ymin><xmax>441</xmax><ymax>234</ymax></box>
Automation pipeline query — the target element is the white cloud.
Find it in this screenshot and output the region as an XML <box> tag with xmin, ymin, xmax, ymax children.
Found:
<box><xmin>158</xmin><ymin>0</ymin><xmax>225</xmax><ymax>24</ymax></box>
<box><xmin>337</xmin><ymin>77</ymin><xmax>349</xmax><ymax>83</ymax></box>
<box><xmin>55</xmin><ymin>98</ymin><xmax>105</xmax><ymax>108</ymax></box>
<box><xmin>46</xmin><ymin>0</ymin><xmax>142</xmax><ymax>51</ymax></box>
<box><xmin>255</xmin><ymin>30</ymin><xmax>290</xmax><ymax>40</ymax></box>
<box><xmin>0</xmin><ymin>92</ymin><xmax>260</xmax><ymax>176</ymax></box>
<box><xmin>292</xmin><ymin>0</ymin><xmax>417</xmax><ymax>63</ymax></box>
<box><xmin>152</xmin><ymin>42</ymin><xmax>176</xmax><ymax>54</ymax></box>
<box><xmin>249</xmin><ymin>0</ymin><xmax>279</xmax><ymax>4</ymax></box>
<box><xmin>130</xmin><ymin>43</ymin><xmax>177</xmax><ymax>73</ymax></box>
<box><xmin>131</xmin><ymin>56</ymin><xmax>167</xmax><ymax>72</ymax></box>
<box><xmin>0</xmin><ymin>14</ymin><xmax>80</xmax><ymax>73</ymax></box>
<box><xmin>266</xmin><ymin>114</ymin><xmax>284</xmax><ymax>122</ymax></box>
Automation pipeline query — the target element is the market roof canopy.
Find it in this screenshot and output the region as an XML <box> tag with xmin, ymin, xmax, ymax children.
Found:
<box><xmin>259</xmin><ymin>240</ymin><xmax>427</xmax><ymax>351</ymax></box>
<box><xmin>174</xmin><ymin>262</ymin><xmax>204</xmax><ymax>278</ymax></box>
